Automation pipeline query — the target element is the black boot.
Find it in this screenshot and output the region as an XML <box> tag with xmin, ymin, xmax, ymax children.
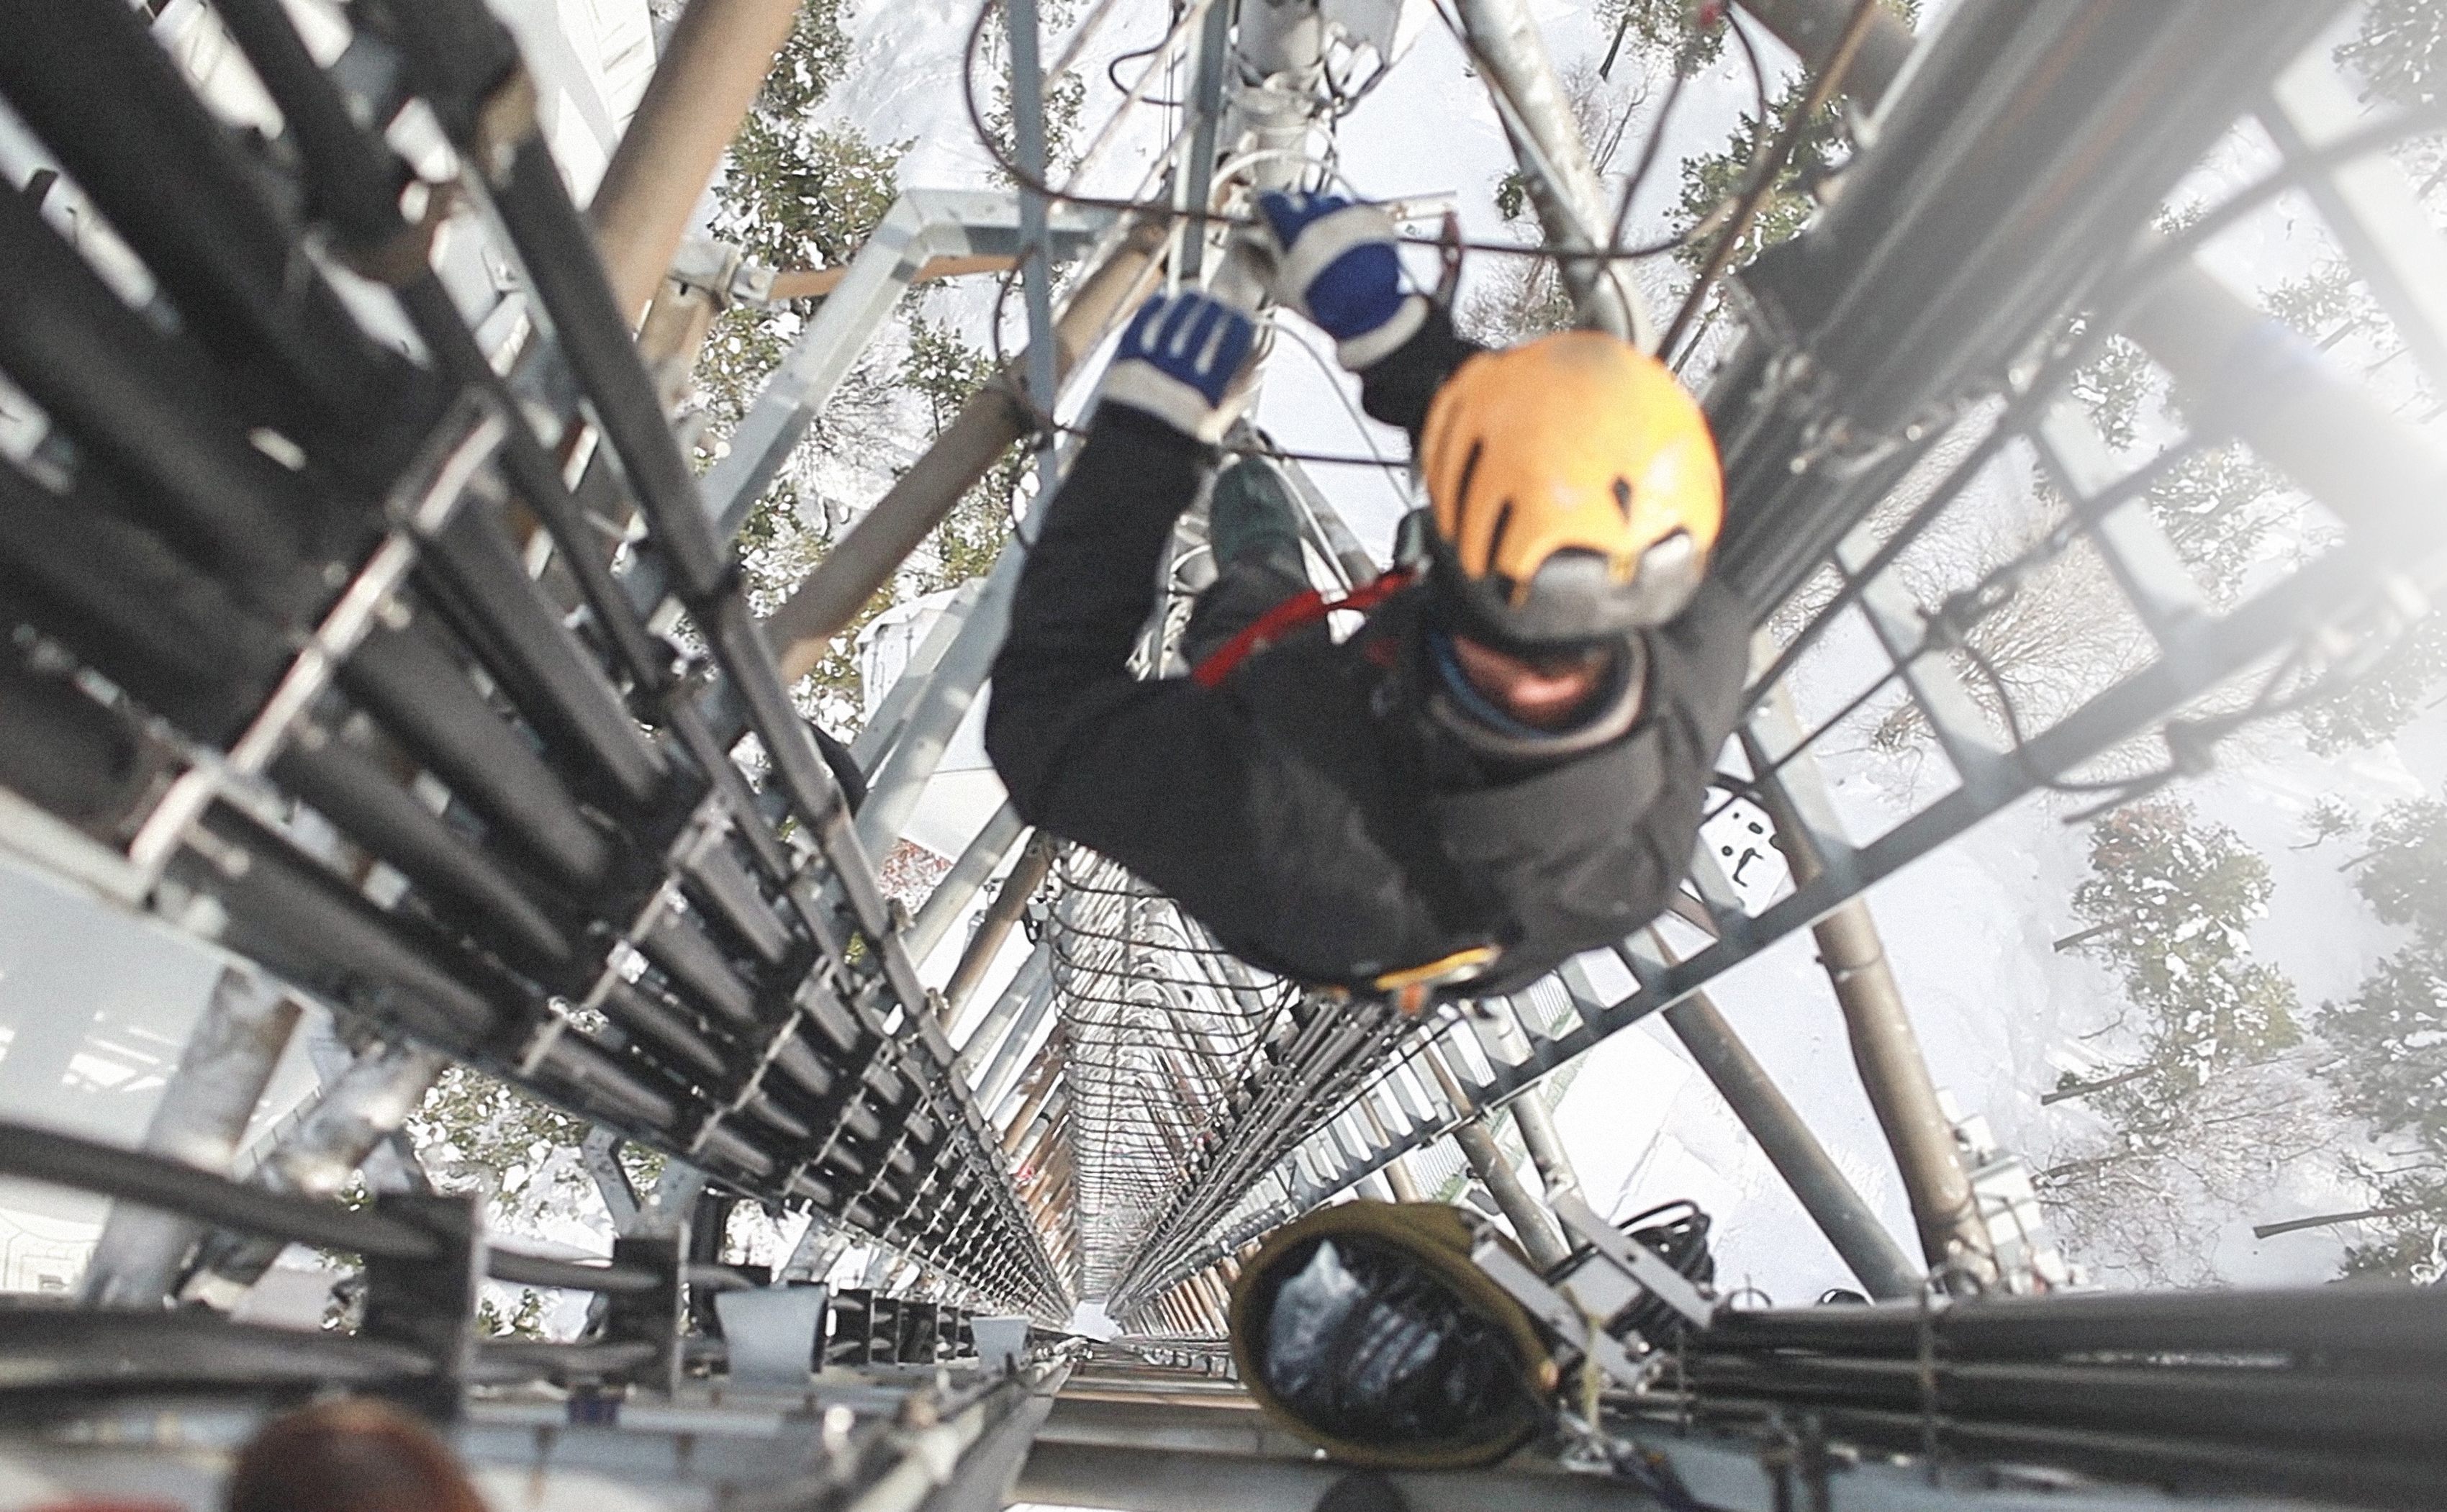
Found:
<box><xmin>1182</xmin><ymin>457</ymin><xmax>1313</xmax><ymax>669</ymax></box>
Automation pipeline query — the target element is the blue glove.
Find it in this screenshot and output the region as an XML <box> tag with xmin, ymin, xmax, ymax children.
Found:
<box><xmin>1097</xmin><ymin>291</ymin><xmax>1259</xmax><ymax>443</ymax></box>
<box><xmin>1255</xmin><ymin>190</ymin><xmax>1426</xmax><ymax>369</ymax></box>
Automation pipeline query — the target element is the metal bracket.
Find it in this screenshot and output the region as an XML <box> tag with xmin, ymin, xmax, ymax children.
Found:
<box><xmin>700</xmin><ymin>189</ymin><xmax>1118</xmax><ymax>543</ymax></box>
<box><xmin>601</xmin><ymin>1231</ymin><xmax>687</xmax><ymax>1396</ymax></box>
<box><xmin>360</xmin><ymin>1191</ymin><xmax>481</xmax><ymax>1419</ymax></box>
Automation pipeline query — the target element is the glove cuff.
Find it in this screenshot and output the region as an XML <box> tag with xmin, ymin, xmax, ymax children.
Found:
<box><xmin>1098</xmin><ymin>366</ymin><xmax>1246</xmax><ymax>444</ymax></box>
<box><xmin>1335</xmin><ymin>294</ymin><xmax>1428</xmax><ymax>371</ymax></box>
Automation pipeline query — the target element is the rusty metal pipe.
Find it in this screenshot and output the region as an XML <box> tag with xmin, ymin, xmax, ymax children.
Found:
<box><xmin>763</xmin><ymin>222</ymin><xmax>1166</xmax><ymax>683</ymax></box>
<box><xmin>943</xmin><ymin>831</ymin><xmax>1059</xmax><ymax>1026</ymax></box>
<box><xmin>589</xmin><ymin>0</ymin><xmax>802</xmax><ymax>329</ymax></box>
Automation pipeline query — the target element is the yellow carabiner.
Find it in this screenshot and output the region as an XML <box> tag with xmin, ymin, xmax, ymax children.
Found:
<box><xmin>1372</xmin><ymin>943</ymin><xmax>1501</xmax><ymax>1014</ymax></box>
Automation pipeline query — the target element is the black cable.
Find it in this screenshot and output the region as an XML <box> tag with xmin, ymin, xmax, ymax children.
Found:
<box><xmin>1107</xmin><ymin>40</ymin><xmax>1179</xmax><ymax>105</ymax></box>
<box><xmin>1608</xmin><ymin>8</ymin><xmax>1774</xmax><ymax>269</ymax></box>
<box><xmin>0</xmin><ymin>1118</ymin><xmax>437</xmax><ymax>1260</ymax></box>
<box><xmin>1582</xmin><ymin>1198</ymin><xmax>1715</xmax><ymax>1351</ymax></box>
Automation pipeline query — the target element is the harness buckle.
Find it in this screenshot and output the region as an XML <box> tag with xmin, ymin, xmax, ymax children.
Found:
<box><xmin>1372</xmin><ymin>943</ymin><xmax>1502</xmax><ymax>1014</ymax></box>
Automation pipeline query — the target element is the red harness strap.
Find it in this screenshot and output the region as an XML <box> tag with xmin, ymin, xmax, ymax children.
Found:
<box><xmin>1190</xmin><ymin>566</ymin><xmax>1417</xmax><ymax>689</ymax></box>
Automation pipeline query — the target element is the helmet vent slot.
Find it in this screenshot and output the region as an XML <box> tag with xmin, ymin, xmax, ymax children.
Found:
<box><xmin>1452</xmin><ymin>437</ymin><xmax>1485</xmax><ymax>533</ymax></box>
<box><xmin>1485</xmin><ymin>499</ymin><xmax>1515</xmax><ymax>571</ymax></box>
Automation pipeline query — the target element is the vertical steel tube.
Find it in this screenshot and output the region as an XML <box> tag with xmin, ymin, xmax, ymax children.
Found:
<box><xmin>1011</xmin><ymin>1099</ymin><xmax>1072</xmax><ymax>1182</ymax></box>
<box><xmin>1452</xmin><ymin>1117</ymin><xmax>1569</xmax><ymax>1271</ymax></box>
<box><xmin>1230</xmin><ymin>0</ymin><xmax>1326</xmax><ymax>194</ymax></box>
<box><xmin>977</xmin><ymin>979</ymin><xmax>1062</xmax><ymax>1113</ymax></box>
<box><xmin>1450</xmin><ymin>0</ymin><xmax>1651</xmax><ymax>345</ymax></box>
<box><xmin>1657</xmin><ymin>982</ymin><xmax>1919</xmax><ymax>1298</ymax></box>
<box><xmin>1476</xmin><ymin>1000</ymin><xmax>1581</xmax><ymax>1202</ymax></box>
<box><xmin>1745</xmin><ymin>681</ymin><xmax>1989</xmax><ymax>1280</ymax></box>
<box><xmin>905</xmin><ymin>803</ymin><xmax>1028</xmax><ymax>970</ymax></box>
<box><xmin>1506</xmin><ymin>1091</ymin><xmax>1581</xmax><ymax>1203</ymax></box>
<box><xmin>82</xmin><ymin>970</ymin><xmax>300</xmax><ymax>1308</ymax></box>
<box><xmin>1003</xmin><ymin>1072</ymin><xmax>1070</xmax><ymax>1156</ymax></box>
<box><xmin>1006</xmin><ymin>0</ymin><xmax>1062</xmax><ymax>497</ymax></box>
<box><xmin>1193</xmin><ymin>1269</ymin><xmax>1231</xmax><ymax>1328</ymax></box>
<box><xmin>1810</xmin><ymin>899</ymin><xmax>1986</xmax><ymax>1280</ymax></box>
<box><xmin>851</xmin><ymin>577</ymin><xmax>981</xmax><ymax>769</ymax></box>
<box><xmin>1424</xmin><ymin>1036</ymin><xmax>1568</xmax><ymax>1269</ymax></box>
<box><xmin>1173</xmin><ymin>0</ymin><xmax>1234</xmax><ymax>284</ymax></box>
<box><xmin>954</xmin><ymin>941</ymin><xmax>1055</xmax><ymax>1081</ymax></box>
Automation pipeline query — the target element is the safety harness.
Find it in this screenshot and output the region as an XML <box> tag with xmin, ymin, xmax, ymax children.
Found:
<box><xmin>1190</xmin><ymin>566</ymin><xmax>1419</xmax><ymax>688</ymax></box>
<box><xmin>1190</xmin><ymin>565</ymin><xmax>1501</xmax><ymax>1010</ymax></box>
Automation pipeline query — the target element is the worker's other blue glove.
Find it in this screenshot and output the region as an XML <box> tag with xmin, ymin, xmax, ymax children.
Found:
<box><xmin>1098</xmin><ymin>290</ymin><xmax>1259</xmax><ymax>444</ymax></box>
<box><xmin>1254</xmin><ymin>190</ymin><xmax>1427</xmax><ymax>370</ymax></box>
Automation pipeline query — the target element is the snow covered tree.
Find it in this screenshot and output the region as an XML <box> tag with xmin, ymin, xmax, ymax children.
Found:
<box><xmin>2066</xmin><ymin>799</ymin><xmax>2301</xmax><ymax>1089</ymax></box>
<box><xmin>675</xmin><ymin>0</ymin><xmax>911</xmax><ymax>729</ymax></box>
<box><xmin>1665</xmin><ymin>72</ymin><xmax>1845</xmax><ymax>278</ymax></box>
<box><xmin>697</xmin><ymin>1</ymin><xmax>1087</xmax><ymax>725</ymax></box>
<box><xmin>2321</xmin><ymin>797</ymin><xmax>2447</xmax><ymax>1280</ymax></box>
<box><xmin>2039</xmin><ymin>800</ymin><xmax>2308</xmax><ymax>1282</ymax></box>
<box><xmin>2251</xmin><ymin>3</ymin><xmax>2447</xmax><ymax>1238</ymax></box>
<box><xmin>2338</xmin><ymin>0</ymin><xmax>2446</xmax><ymax>109</ymax></box>
<box><xmin>900</xmin><ymin>314</ymin><xmax>1026</xmax><ymax>594</ymax></box>
<box><xmin>1595</xmin><ymin>0</ymin><xmax>1727</xmax><ymax>79</ymax></box>
<box><xmin>2038</xmin><ymin>1051</ymin><xmax>2331</xmax><ymax>1288</ymax></box>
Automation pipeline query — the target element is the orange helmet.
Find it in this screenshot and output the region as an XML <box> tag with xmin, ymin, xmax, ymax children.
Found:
<box><xmin>1417</xmin><ymin>331</ymin><xmax>1722</xmax><ymax>645</ymax></box>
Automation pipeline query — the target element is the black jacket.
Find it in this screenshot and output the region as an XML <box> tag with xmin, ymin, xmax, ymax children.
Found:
<box><xmin>984</xmin><ymin>307</ymin><xmax>1748</xmax><ymax>997</ymax></box>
